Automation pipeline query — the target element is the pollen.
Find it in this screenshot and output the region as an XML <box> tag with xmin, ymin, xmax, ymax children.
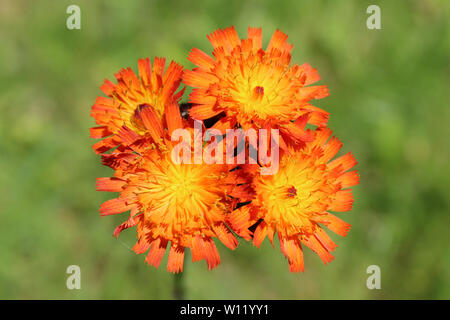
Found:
<box><xmin>286</xmin><ymin>186</ymin><xmax>297</xmax><ymax>198</ymax></box>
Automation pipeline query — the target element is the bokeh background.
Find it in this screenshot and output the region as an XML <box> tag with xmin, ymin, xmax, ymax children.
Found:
<box><xmin>0</xmin><ymin>0</ymin><xmax>449</xmax><ymax>299</ymax></box>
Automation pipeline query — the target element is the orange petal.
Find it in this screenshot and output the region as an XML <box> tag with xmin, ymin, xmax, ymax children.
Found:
<box><xmin>213</xmin><ymin>224</ymin><xmax>238</xmax><ymax>250</ymax></box>
<box><xmin>101</xmin><ymin>152</ymin><xmax>138</xmax><ymax>170</ymax></box>
<box><xmin>304</xmin><ymin>105</ymin><xmax>329</xmax><ymax>127</ymax></box>
<box><xmin>113</xmin><ymin>214</ymin><xmax>139</xmax><ymax>238</ymax></box>
<box><xmin>117</xmin><ymin>126</ymin><xmax>140</xmax><ymax>146</ymax></box>
<box><xmin>297</xmin><ymin>85</ymin><xmax>329</xmax><ymax>102</ymax></box>
<box><xmin>314</xmin><ymin>228</ymin><xmax>337</xmax><ymax>252</ymax></box>
<box><xmin>96</xmin><ymin>177</ymin><xmax>126</xmax><ymax>192</ymax></box>
<box><xmin>183</xmin><ymin>69</ymin><xmax>217</xmax><ymax>89</ymax></box>
<box><xmin>145</xmin><ymin>238</ymin><xmax>168</xmax><ymax>268</ymax></box>
<box><xmin>298</xmin><ymin>63</ymin><xmax>321</xmax><ymax>86</ymax></box>
<box><xmin>279</xmin><ymin>236</ymin><xmax>305</xmax><ymax>272</ymax></box>
<box><xmin>203</xmin><ymin>238</ymin><xmax>221</xmax><ymax>270</ymax></box>
<box><xmin>161</xmin><ymin>61</ymin><xmax>184</xmax><ymax>103</ymax></box>
<box><xmin>100</xmin><ymin>79</ymin><xmax>115</xmax><ymax>96</ymax></box>
<box><xmin>92</xmin><ymin>135</ymin><xmax>121</xmax><ymax>154</ymax></box>
<box><xmin>227</xmin><ymin>206</ymin><xmax>255</xmax><ymax>241</ymax></box>
<box><xmin>301</xmin><ymin>234</ymin><xmax>334</xmax><ymax>264</ymax></box>
<box><xmin>336</xmin><ymin>170</ymin><xmax>360</xmax><ymax>188</ymax></box>
<box><xmin>247</xmin><ymin>27</ymin><xmax>262</xmax><ymax>50</ymax></box>
<box><xmin>267</xmin><ymin>29</ymin><xmax>292</xmax><ymax>53</ymax></box>
<box><xmin>316</xmin><ymin>213</ymin><xmax>351</xmax><ymax>237</ymax></box>
<box><xmin>329</xmin><ymin>152</ymin><xmax>358</xmax><ymax>172</ymax></box>
<box><xmin>90</xmin><ymin>126</ymin><xmax>113</xmax><ymax>139</ymax></box>
<box><xmin>311</xmin><ymin>127</ymin><xmax>332</xmax><ymax>147</ymax></box>
<box><xmin>323</xmin><ymin>136</ymin><xmax>343</xmax><ymax>162</ymax></box>
<box><xmin>150</xmin><ymin>57</ymin><xmax>166</xmax><ymax>92</ymax></box>
<box><xmin>152</xmin><ymin>57</ymin><xmax>166</xmax><ymax>77</ymax></box>
<box><xmin>138</xmin><ymin>57</ymin><xmax>152</xmax><ymax>87</ymax></box>
<box><xmin>330</xmin><ymin>189</ymin><xmax>354</xmax><ymax>212</ymax></box>
<box><xmin>229</xmin><ymin>184</ymin><xmax>254</xmax><ymax>202</ymax></box>
<box><xmin>211</xmin><ymin>116</ymin><xmax>236</xmax><ymax>134</ymax></box>
<box><xmin>188</xmin><ymin>48</ymin><xmax>215</xmax><ymax>70</ymax></box>
<box><xmin>253</xmin><ymin>221</ymin><xmax>268</xmax><ymax>248</ymax></box>
<box><xmin>207</xmin><ymin>26</ymin><xmax>240</xmax><ymax>53</ymax></box>
<box><xmin>191</xmin><ymin>236</ymin><xmax>207</xmax><ymax>262</ymax></box>
<box><xmin>91</xmin><ymin>96</ymin><xmax>117</xmax><ymax>113</ymax></box>
<box><xmin>189</xmin><ymin>104</ymin><xmax>222</xmax><ymax>120</ymax></box>
<box><xmin>139</xmin><ymin>105</ymin><xmax>164</xmax><ymax>142</ymax></box>
<box><xmin>167</xmin><ymin>244</ymin><xmax>185</xmax><ymax>273</ymax></box>
<box><xmin>165</xmin><ymin>102</ymin><xmax>183</xmax><ymax>135</ymax></box>
<box><xmin>133</xmin><ymin>235</ymin><xmax>151</xmax><ymax>254</ymax></box>
<box><xmin>99</xmin><ymin>198</ymin><xmax>134</xmax><ymax>216</ymax></box>
<box><xmin>284</xmin><ymin>121</ymin><xmax>314</xmax><ymax>142</ymax></box>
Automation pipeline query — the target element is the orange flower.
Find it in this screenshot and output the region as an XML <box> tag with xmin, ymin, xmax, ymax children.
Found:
<box><xmin>97</xmin><ymin>105</ymin><xmax>252</xmax><ymax>273</ymax></box>
<box><xmin>228</xmin><ymin>128</ymin><xmax>359</xmax><ymax>272</ymax></box>
<box><xmin>184</xmin><ymin>26</ymin><xmax>329</xmax><ymax>149</ymax></box>
<box><xmin>90</xmin><ymin>57</ymin><xmax>184</xmax><ymax>154</ymax></box>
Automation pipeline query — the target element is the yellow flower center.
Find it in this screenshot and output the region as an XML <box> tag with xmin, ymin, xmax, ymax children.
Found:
<box><xmin>137</xmin><ymin>155</ymin><xmax>228</xmax><ymax>227</ymax></box>
<box><xmin>255</xmin><ymin>155</ymin><xmax>329</xmax><ymax>235</ymax></box>
<box><xmin>221</xmin><ymin>57</ymin><xmax>298</xmax><ymax>124</ymax></box>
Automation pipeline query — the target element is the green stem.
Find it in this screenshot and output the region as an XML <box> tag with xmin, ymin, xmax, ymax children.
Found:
<box><xmin>173</xmin><ymin>260</ymin><xmax>186</xmax><ymax>299</ymax></box>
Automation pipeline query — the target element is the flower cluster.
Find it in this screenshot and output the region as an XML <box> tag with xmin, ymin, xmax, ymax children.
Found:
<box><xmin>90</xmin><ymin>26</ymin><xmax>359</xmax><ymax>273</ymax></box>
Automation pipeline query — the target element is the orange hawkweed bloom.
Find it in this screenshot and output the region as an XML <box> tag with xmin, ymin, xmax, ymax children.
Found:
<box><xmin>97</xmin><ymin>105</ymin><xmax>252</xmax><ymax>273</ymax></box>
<box><xmin>90</xmin><ymin>57</ymin><xmax>184</xmax><ymax>154</ymax></box>
<box><xmin>228</xmin><ymin>128</ymin><xmax>359</xmax><ymax>272</ymax></box>
<box><xmin>184</xmin><ymin>26</ymin><xmax>329</xmax><ymax>148</ymax></box>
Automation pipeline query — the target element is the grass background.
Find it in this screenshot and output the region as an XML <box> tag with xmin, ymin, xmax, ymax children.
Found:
<box><xmin>0</xmin><ymin>0</ymin><xmax>449</xmax><ymax>299</ymax></box>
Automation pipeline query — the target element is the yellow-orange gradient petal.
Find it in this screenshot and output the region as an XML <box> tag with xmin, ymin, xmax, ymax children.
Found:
<box><xmin>228</xmin><ymin>127</ymin><xmax>359</xmax><ymax>272</ymax></box>
<box><xmin>184</xmin><ymin>26</ymin><xmax>329</xmax><ymax>147</ymax></box>
<box><xmin>90</xmin><ymin>57</ymin><xmax>185</xmax><ymax>153</ymax></box>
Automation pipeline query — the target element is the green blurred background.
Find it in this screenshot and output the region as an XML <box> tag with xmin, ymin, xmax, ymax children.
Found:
<box><xmin>0</xmin><ymin>0</ymin><xmax>449</xmax><ymax>299</ymax></box>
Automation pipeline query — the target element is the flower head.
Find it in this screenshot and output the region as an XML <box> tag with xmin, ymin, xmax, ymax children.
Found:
<box><xmin>90</xmin><ymin>57</ymin><xmax>184</xmax><ymax>154</ymax></box>
<box><xmin>97</xmin><ymin>105</ymin><xmax>252</xmax><ymax>272</ymax></box>
<box><xmin>228</xmin><ymin>128</ymin><xmax>359</xmax><ymax>272</ymax></box>
<box><xmin>184</xmin><ymin>26</ymin><xmax>329</xmax><ymax>148</ymax></box>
